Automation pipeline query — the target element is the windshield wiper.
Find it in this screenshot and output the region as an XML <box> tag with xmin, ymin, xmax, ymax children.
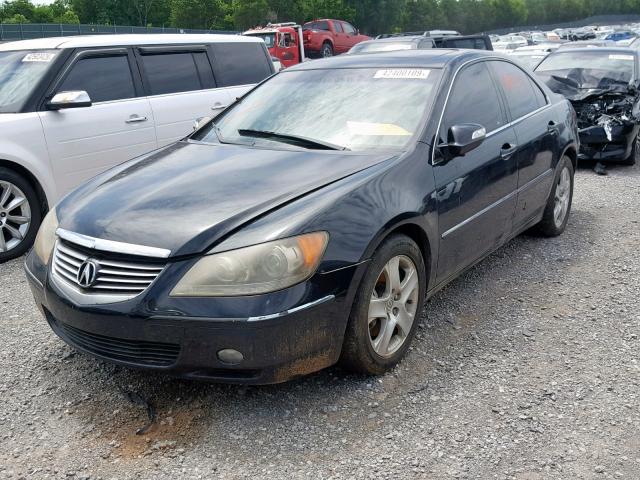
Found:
<box><xmin>237</xmin><ymin>129</ymin><xmax>349</xmax><ymax>151</ymax></box>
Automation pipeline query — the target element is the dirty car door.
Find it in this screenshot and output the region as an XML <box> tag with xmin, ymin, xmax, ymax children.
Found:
<box><xmin>433</xmin><ymin>61</ymin><xmax>519</xmax><ymax>284</ymax></box>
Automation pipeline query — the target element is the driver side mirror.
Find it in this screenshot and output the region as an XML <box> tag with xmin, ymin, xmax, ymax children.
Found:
<box><xmin>46</xmin><ymin>91</ymin><xmax>92</xmax><ymax>110</ymax></box>
<box><xmin>441</xmin><ymin>123</ymin><xmax>486</xmax><ymax>158</ymax></box>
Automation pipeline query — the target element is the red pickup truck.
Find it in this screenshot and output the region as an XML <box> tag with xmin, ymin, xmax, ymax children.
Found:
<box><xmin>303</xmin><ymin>19</ymin><xmax>371</xmax><ymax>58</ymax></box>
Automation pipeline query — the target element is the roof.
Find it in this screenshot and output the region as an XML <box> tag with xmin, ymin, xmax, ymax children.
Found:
<box><xmin>0</xmin><ymin>34</ymin><xmax>257</xmax><ymax>51</ymax></box>
<box><xmin>548</xmin><ymin>47</ymin><xmax>638</xmax><ymax>56</ymax></box>
<box><xmin>290</xmin><ymin>48</ymin><xmax>495</xmax><ymax>71</ymax></box>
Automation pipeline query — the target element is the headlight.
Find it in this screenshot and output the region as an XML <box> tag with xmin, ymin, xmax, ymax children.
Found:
<box><xmin>33</xmin><ymin>208</ymin><xmax>58</xmax><ymax>265</ymax></box>
<box><xmin>170</xmin><ymin>232</ymin><xmax>329</xmax><ymax>297</ymax></box>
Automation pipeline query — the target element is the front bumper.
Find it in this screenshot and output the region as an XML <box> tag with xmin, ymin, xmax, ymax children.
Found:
<box><xmin>25</xmin><ymin>252</ymin><xmax>366</xmax><ymax>384</ymax></box>
<box><xmin>578</xmin><ymin>124</ymin><xmax>638</xmax><ymax>162</ymax></box>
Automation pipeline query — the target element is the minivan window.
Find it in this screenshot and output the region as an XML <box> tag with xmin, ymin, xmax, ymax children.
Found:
<box><xmin>0</xmin><ymin>50</ymin><xmax>59</xmax><ymax>113</ymax></box>
<box><xmin>490</xmin><ymin>61</ymin><xmax>544</xmax><ymax>119</ymax></box>
<box><xmin>442</xmin><ymin>62</ymin><xmax>505</xmax><ymax>136</ymax></box>
<box><xmin>211</xmin><ymin>43</ymin><xmax>272</xmax><ymax>87</ymax></box>
<box><xmin>58</xmin><ymin>55</ymin><xmax>135</xmax><ymax>103</ymax></box>
<box><xmin>141</xmin><ymin>52</ymin><xmax>207</xmax><ymax>95</ymax></box>
<box><xmin>195</xmin><ymin>67</ymin><xmax>442</xmax><ymax>152</ymax></box>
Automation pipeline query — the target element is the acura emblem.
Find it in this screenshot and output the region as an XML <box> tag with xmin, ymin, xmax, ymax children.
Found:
<box><xmin>77</xmin><ymin>260</ymin><xmax>99</xmax><ymax>288</ymax></box>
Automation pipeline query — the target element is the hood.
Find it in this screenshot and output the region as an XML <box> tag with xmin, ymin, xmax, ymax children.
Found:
<box><xmin>58</xmin><ymin>141</ymin><xmax>395</xmax><ymax>257</ymax></box>
<box><xmin>539</xmin><ymin>72</ymin><xmax>635</xmax><ymax>101</ymax></box>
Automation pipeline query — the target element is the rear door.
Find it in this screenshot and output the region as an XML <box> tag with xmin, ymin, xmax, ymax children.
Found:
<box><xmin>488</xmin><ymin>60</ymin><xmax>557</xmax><ymax>231</ymax></box>
<box><xmin>39</xmin><ymin>48</ymin><xmax>156</xmax><ymax>196</ymax></box>
<box><xmin>136</xmin><ymin>45</ymin><xmax>230</xmax><ymax>147</ymax></box>
<box><xmin>433</xmin><ymin>60</ymin><xmax>519</xmax><ymax>284</ymax></box>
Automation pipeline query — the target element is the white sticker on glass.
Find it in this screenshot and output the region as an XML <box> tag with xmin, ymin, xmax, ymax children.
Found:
<box><xmin>608</xmin><ymin>54</ymin><xmax>634</xmax><ymax>61</ymax></box>
<box><xmin>22</xmin><ymin>52</ymin><xmax>56</xmax><ymax>63</ymax></box>
<box><xmin>374</xmin><ymin>69</ymin><xmax>430</xmax><ymax>80</ymax></box>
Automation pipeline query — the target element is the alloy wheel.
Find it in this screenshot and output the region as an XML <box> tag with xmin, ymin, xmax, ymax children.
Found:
<box><xmin>553</xmin><ymin>166</ymin><xmax>571</xmax><ymax>228</ymax></box>
<box><xmin>368</xmin><ymin>255</ymin><xmax>420</xmax><ymax>357</ymax></box>
<box><xmin>0</xmin><ymin>181</ymin><xmax>31</xmax><ymax>253</ymax></box>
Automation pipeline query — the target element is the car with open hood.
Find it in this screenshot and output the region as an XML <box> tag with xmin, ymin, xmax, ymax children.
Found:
<box><xmin>25</xmin><ymin>50</ymin><xmax>579</xmax><ymax>384</ymax></box>
<box><xmin>535</xmin><ymin>47</ymin><xmax>640</xmax><ymax>166</ymax></box>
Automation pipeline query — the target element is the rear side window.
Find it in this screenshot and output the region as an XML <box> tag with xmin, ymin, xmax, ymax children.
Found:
<box><xmin>141</xmin><ymin>51</ymin><xmax>213</xmax><ymax>95</ymax></box>
<box><xmin>211</xmin><ymin>43</ymin><xmax>272</xmax><ymax>87</ymax></box>
<box><xmin>490</xmin><ymin>61</ymin><xmax>545</xmax><ymax>118</ymax></box>
<box><xmin>59</xmin><ymin>55</ymin><xmax>135</xmax><ymax>103</ymax></box>
<box><xmin>443</xmin><ymin>38</ymin><xmax>488</xmax><ymax>50</ymax></box>
<box><xmin>442</xmin><ymin>61</ymin><xmax>505</xmax><ymax>136</ymax></box>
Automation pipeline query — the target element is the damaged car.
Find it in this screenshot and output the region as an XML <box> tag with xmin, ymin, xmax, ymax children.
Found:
<box><xmin>535</xmin><ymin>48</ymin><xmax>640</xmax><ymax>167</ymax></box>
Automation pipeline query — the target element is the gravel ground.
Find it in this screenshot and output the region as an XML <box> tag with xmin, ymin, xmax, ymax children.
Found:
<box><xmin>1</xmin><ymin>162</ymin><xmax>639</xmax><ymax>480</ymax></box>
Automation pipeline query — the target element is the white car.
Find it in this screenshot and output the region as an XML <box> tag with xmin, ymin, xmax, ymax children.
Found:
<box><xmin>0</xmin><ymin>34</ymin><xmax>274</xmax><ymax>261</ymax></box>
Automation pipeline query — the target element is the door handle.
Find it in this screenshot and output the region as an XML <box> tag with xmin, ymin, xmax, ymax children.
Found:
<box><xmin>547</xmin><ymin>121</ymin><xmax>560</xmax><ymax>134</ymax></box>
<box><xmin>125</xmin><ymin>115</ymin><xmax>148</xmax><ymax>124</ymax></box>
<box><xmin>211</xmin><ymin>104</ymin><xmax>229</xmax><ymax>111</ymax></box>
<box><xmin>500</xmin><ymin>143</ymin><xmax>518</xmax><ymax>159</ymax></box>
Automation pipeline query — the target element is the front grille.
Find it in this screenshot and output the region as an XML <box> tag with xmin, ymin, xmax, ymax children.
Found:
<box><xmin>52</xmin><ymin>240</ymin><xmax>165</xmax><ymax>298</ymax></box>
<box><xmin>56</xmin><ymin>321</ymin><xmax>180</xmax><ymax>367</ymax></box>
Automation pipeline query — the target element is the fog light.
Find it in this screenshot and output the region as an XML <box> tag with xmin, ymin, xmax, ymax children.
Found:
<box><xmin>217</xmin><ymin>349</ymin><xmax>244</xmax><ymax>365</ymax></box>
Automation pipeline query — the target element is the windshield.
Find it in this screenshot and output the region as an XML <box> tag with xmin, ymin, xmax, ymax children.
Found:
<box><xmin>513</xmin><ymin>54</ymin><xmax>546</xmax><ymax>70</ymax></box>
<box><xmin>0</xmin><ymin>50</ymin><xmax>58</xmax><ymax>113</ymax></box>
<box><xmin>352</xmin><ymin>42</ymin><xmax>416</xmax><ymax>54</ymax></box>
<box><xmin>535</xmin><ymin>51</ymin><xmax>636</xmax><ymax>89</ymax></box>
<box><xmin>245</xmin><ymin>33</ymin><xmax>276</xmax><ymax>48</ymax></box>
<box><xmin>194</xmin><ymin>67</ymin><xmax>441</xmax><ymax>152</ymax></box>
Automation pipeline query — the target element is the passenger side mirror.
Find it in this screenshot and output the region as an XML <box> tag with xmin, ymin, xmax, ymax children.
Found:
<box><xmin>443</xmin><ymin>123</ymin><xmax>486</xmax><ymax>157</ymax></box>
<box><xmin>46</xmin><ymin>91</ymin><xmax>92</xmax><ymax>110</ymax></box>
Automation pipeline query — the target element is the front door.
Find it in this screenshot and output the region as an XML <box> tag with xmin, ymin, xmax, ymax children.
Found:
<box><xmin>39</xmin><ymin>50</ymin><xmax>156</xmax><ymax>197</ymax></box>
<box><xmin>433</xmin><ymin>61</ymin><xmax>519</xmax><ymax>284</ymax></box>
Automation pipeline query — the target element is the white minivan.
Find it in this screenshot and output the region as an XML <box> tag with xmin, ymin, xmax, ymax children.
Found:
<box><xmin>0</xmin><ymin>34</ymin><xmax>274</xmax><ymax>261</ymax></box>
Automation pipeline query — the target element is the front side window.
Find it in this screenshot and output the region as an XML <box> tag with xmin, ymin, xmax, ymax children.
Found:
<box><xmin>141</xmin><ymin>52</ymin><xmax>205</xmax><ymax>95</ymax></box>
<box><xmin>194</xmin><ymin>67</ymin><xmax>442</xmax><ymax>152</ymax></box>
<box><xmin>59</xmin><ymin>55</ymin><xmax>135</xmax><ymax>103</ymax></box>
<box><xmin>442</xmin><ymin>61</ymin><xmax>505</xmax><ymax>137</ymax></box>
<box><xmin>333</xmin><ymin>22</ymin><xmax>343</xmax><ymax>33</ymax></box>
<box><xmin>490</xmin><ymin>61</ymin><xmax>545</xmax><ymax>119</ymax></box>
<box><xmin>343</xmin><ymin>23</ymin><xmax>356</xmax><ymax>35</ymax></box>
<box><xmin>0</xmin><ymin>49</ymin><xmax>59</xmax><ymax>113</ymax></box>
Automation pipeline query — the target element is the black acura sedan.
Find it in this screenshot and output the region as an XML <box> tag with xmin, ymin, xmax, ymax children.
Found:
<box><xmin>25</xmin><ymin>50</ymin><xmax>579</xmax><ymax>384</ymax></box>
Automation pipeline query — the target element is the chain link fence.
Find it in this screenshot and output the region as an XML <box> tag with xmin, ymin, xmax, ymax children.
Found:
<box><xmin>0</xmin><ymin>23</ymin><xmax>238</xmax><ymax>42</ymax></box>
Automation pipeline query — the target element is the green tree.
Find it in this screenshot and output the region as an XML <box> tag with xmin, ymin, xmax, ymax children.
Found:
<box><xmin>232</xmin><ymin>0</ymin><xmax>269</xmax><ymax>29</ymax></box>
<box><xmin>55</xmin><ymin>10</ymin><xmax>81</xmax><ymax>24</ymax></box>
<box><xmin>2</xmin><ymin>12</ymin><xmax>29</xmax><ymax>23</ymax></box>
<box><xmin>169</xmin><ymin>0</ymin><xmax>228</xmax><ymax>29</ymax></box>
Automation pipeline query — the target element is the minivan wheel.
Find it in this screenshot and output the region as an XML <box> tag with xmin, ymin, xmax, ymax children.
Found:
<box><xmin>532</xmin><ymin>156</ymin><xmax>574</xmax><ymax>237</ymax></box>
<box><xmin>0</xmin><ymin>168</ymin><xmax>41</xmax><ymax>262</ymax></box>
<box><xmin>321</xmin><ymin>42</ymin><xmax>334</xmax><ymax>58</ymax></box>
<box><xmin>340</xmin><ymin>234</ymin><xmax>426</xmax><ymax>375</ymax></box>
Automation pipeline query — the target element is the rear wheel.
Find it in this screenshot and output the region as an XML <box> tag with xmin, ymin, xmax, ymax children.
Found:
<box><xmin>340</xmin><ymin>234</ymin><xmax>426</xmax><ymax>375</ymax></box>
<box><xmin>532</xmin><ymin>156</ymin><xmax>574</xmax><ymax>237</ymax></box>
<box><xmin>0</xmin><ymin>168</ymin><xmax>41</xmax><ymax>262</ymax></box>
<box><xmin>321</xmin><ymin>42</ymin><xmax>334</xmax><ymax>58</ymax></box>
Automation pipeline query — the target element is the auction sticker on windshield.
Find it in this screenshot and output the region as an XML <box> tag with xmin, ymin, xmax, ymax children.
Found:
<box><xmin>22</xmin><ymin>52</ymin><xmax>56</xmax><ymax>63</ymax></box>
<box><xmin>374</xmin><ymin>69</ymin><xmax>430</xmax><ymax>79</ymax></box>
<box><xmin>608</xmin><ymin>54</ymin><xmax>634</xmax><ymax>61</ymax></box>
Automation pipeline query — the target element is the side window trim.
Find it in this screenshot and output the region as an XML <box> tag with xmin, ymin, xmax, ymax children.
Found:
<box><xmin>42</xmin><ymin>47</ymin><xmax>141</xmax><ymax>109</ymax></box>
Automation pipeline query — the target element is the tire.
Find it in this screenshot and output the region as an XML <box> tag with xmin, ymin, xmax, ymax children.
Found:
<box><xmin>621</xmin><ymin>132</ymin><xmax>639</xmax><ymax>166</ymax></box>
<box><xmin>0</xmin><ymin>168</ymin><xmax>42</xmax><ymax>263</ymax></box>
<box><xmin>340</xmin><ymin>234</ymin><xmax>426</xmax><ymax>375</ymax></box>
<box><xmin>532</xmin><ymin>156</ymin><xmax>574</xmax><ymax>237</ymax></box>
<box><xmin>321</xmin><ymin>42</ymin><xmax>334</xmax><ymax>58</ymax></box>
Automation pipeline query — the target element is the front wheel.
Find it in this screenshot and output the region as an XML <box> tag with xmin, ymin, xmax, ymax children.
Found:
<box><xmin>532</xmin><ymin>156</ymin><xmax>574</xmax><ymax>237</ymax></box>
<box><xmin>0</xmin><ymin>168</ymin><xmax>41</xmax><ymax>262</ymax></box>
<box><xmin>340</xmin><ymin>234</ymin><xmax>426</xmax><ymax>375</ymax></box>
